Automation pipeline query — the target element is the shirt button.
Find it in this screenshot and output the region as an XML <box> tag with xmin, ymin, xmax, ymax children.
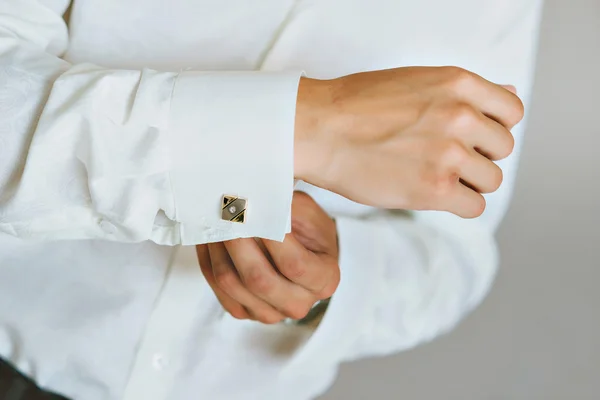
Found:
<box><xmin>152</xmin><ymin>353</ymin><xmax>169</xmax><ymax>371</ymax></box>
<box><xmin>99</xmin><ymin>219</ymin><xmax>116</xmax><ymax>234</ymax></box>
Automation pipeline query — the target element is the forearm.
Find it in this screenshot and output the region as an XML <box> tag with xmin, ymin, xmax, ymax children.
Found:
<box><xmin>0</xmin><ymin>0</ymin><xmax>303</xmax><ymax>244</ymax></box>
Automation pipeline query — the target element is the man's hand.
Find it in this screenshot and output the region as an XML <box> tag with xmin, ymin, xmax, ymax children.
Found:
<box><xmin>196</xmin><ymin>192</ymin><xmax>339</xmax><ymax>324</ymax></box>
<box><xmin>294</xmin><ymin>66</ymin><xmax>524</xmax><ymax>218</ymax></box>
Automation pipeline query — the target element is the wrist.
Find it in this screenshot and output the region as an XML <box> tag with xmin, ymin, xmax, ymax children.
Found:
<box><xmin>294</xmin><ymin>77</ymin><xmax>336</xmax><ymax>187</ymax></box>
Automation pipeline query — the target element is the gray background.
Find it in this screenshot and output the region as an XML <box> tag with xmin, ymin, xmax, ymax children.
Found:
<box><xmin>321</xmin><ymin>0</ymin><xmax>600</xmax><ymax>399</ymax></box>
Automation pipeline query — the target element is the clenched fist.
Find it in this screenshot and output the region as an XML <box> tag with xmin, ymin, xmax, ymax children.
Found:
<box><xmin>294</xmin><ymin>66</ymin><xmax>524</xmax><ymax>218</ymax></box>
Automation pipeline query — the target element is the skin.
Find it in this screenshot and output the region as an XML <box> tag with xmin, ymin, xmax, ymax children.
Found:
<box><xmin>199</xmin><ymin>66</ymin><xmax>523</xmax><ymax>321</ymax></box>
<box><xmin>294</xmin><ymin>66</ymin><xmax>522</xmax><ymax>218</ymax></box>
<box><xmin>197</xmin><ymin>191</ymin><xmax>339</xmax><ymax>323</ymax></box>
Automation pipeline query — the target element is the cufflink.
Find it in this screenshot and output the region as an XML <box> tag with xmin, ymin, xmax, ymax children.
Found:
<box><xmin>221</xmin><ymin>195</ymin><xmax>247</xmax><ymax>223</ymax></box>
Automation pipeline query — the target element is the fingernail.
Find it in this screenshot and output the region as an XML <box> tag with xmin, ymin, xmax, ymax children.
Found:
<box><xmin>501</xmin><ymin>84</ymin><xmax>517</xmax><ymax>95</ymax></box>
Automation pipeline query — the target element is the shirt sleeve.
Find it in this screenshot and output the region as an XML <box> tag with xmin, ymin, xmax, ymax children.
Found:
<box><xmin>299</xmin><ymin>0</ymin><xmax>544</xmax><ymax>363</ymax></box>
<box><xmin>0</xmin><ymin>0</ymin><xmax>301</xmax><ymax>245</ymax></box>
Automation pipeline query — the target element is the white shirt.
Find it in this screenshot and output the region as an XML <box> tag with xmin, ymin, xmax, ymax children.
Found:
<box><xmin>0</xmin><ymin>0</ymin><xmax>543</xmax><ymax>399</ymax></box>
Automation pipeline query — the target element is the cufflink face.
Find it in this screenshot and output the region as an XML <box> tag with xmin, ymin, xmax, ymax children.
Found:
<box><xmin>221</xmin><ymin>195</ymin><xmax>247</xmax><ymax>223</ymax></box>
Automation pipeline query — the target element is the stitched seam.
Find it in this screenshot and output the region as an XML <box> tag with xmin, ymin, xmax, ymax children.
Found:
<box><xmin>165</xmin><ymin>73</ymin><xmax>181</xmax><ymax>243</ymax></box>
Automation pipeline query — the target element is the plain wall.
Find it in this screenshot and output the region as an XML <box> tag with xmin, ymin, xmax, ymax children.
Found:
<box><xmin>321</xmin><ymin>0</ymin><xmax>600</xmax><ymax>399</ymax></box>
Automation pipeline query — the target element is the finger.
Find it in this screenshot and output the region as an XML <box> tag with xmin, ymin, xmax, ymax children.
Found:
<box><xmin>263</xmin><ymin>234</ymin><xmax>339</xmax><ymax>299</ymax></box>
<box><xmin>196</xmin><ymin>245</ymin><xmax>250</xmax><ymax>320</ymax></box>
<box><xmin>442</xmin><ymin>183</ymin><xmax>487</xmax><ymax>219</ymax></box>
<box><xmin>459</xmin><ymin>71</ymin><xmax>524</xmax><ymax>129</ymax></box>
<box><xmin>254</xmin><ymin>237</ymin><xmax>275</xmax><ymax>264</ymax></box>
<box><xmin>198</xmin><ymin>245</ymin><xmax>248</xmax><ymax>318</ymax></box>
<box><xmin>224</xmin><ymin>239</ymin><xmax>318</xmax><ymax>320</ymax></box>
<box><xmin>291</xmin><ymin>191</ymin><xmax>338</xmax><ymax>255</ymax></box>
<box><xmin>459</xmin><ymin>150</ymin><xmax>504</xmax><ymax>194</ymax></box>
<box><xmin>501</xmin><ymin>84</ymin><xmax>517</xmax><ymax>95</ymax></box>
<box><xmin>257</xmin><ymin>236</ymin><xmax>337</xmax><ymax>299</ymax></box>
<box><xmin>208</xmin><ymin>242</ymin><xmax>286</xmax><ymax>324</ymax></box>
<box><xmin>481</xmin><ymin>84</ymin><xmax>524</xmax><ymax>129</ymax></box>
<box><xmin>466</xmin><ymin>111</ymin><xmax>515</xmax><ymax>161</ymax></box>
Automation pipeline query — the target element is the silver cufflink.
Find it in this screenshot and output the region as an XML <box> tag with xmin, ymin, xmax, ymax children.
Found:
<box><xmin>221</xmin><ymin>195</ymin><xmax>247</xmax><ymax>223</ymax></box>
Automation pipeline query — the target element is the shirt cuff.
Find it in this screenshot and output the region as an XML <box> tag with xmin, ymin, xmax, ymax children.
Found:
<box><xmin>168</xmin><ymin>71</ymin><xmax>303</xmax><ymax>244</ymax></box>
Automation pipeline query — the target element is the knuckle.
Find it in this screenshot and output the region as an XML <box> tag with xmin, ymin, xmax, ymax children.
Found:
<box><xmin>256</xmin><ymin>312</ymin><xmax>284</xmax><ymax>325</ymax></box>
<box><xmin>281</xmin><ymin>257</ymin><xmax>307</xmax><ymax>280</ymax></box>
<box><xmin>292</xmin><ymin>190</ymin><xmax>312</xmax><ymax>203</ymax></box>
<box><xmin>317</xmin><ymin>285</ymin><xmax>337</xmax><ymax>300</ymax></box>
<box><xmin>508</xmin><ymin>98</ymin><xmax>525</xmax><ymax>126</ymax></box>
<box><xmin>445</xmin><ymin>103</ymin><xmax>478</xmax><ymax>131</ymax></box>
<box><xmin>227</xmin><ymin>306</ymin><xmax>249</xmax><ymax>320</ymax></box>
<box><xmin>443</xmin><ymin>65</ymin><xmax>469</xmax><ymax>78</ymax></box>
<box><xmin>440</xmin><ymin>140</ymin><xmax>469</xmax><ymax>167</ymax></box>
<box><xmin>489</xmin><ymin>166</ymin><xmax>504</xmax><ymax>192</ymax></box>
<box><xmin>444</xmin><ymin>66</ymin><xmax>475</xmax><ymax>90</ymax></box>
<box><xmin>432</xmin><ymin>171</ymin><xmax>460</xmax><ymax>198</ymax></box>
<box><xmin>499</xmin><ymin>132</ymin><xmax>516</xmax><ymax>160</ymax></box>
<box><xmin>284</xmin><ymin>303</ymin><xmax>313</xmax><ymax>320</ymax></box>
<box><xmin>214</xmin><ymin>269</ymin><xmax>238</xmax><ymax>292</ymax></box>
<box><xmin>316</xmin><ymin>268</ymin><xmax>340</xmax><ymax>299</ymax></box>
<box><xmin>244</xmin><ymin>268</ymin><xmax>275</xmax><ymax>295</ymax></box>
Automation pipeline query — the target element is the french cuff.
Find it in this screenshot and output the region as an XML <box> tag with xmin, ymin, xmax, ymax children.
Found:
<box><xmin>168</xmin><ymin>71</ymin><xmax>303</xmax><ymax>245</ymax></box>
